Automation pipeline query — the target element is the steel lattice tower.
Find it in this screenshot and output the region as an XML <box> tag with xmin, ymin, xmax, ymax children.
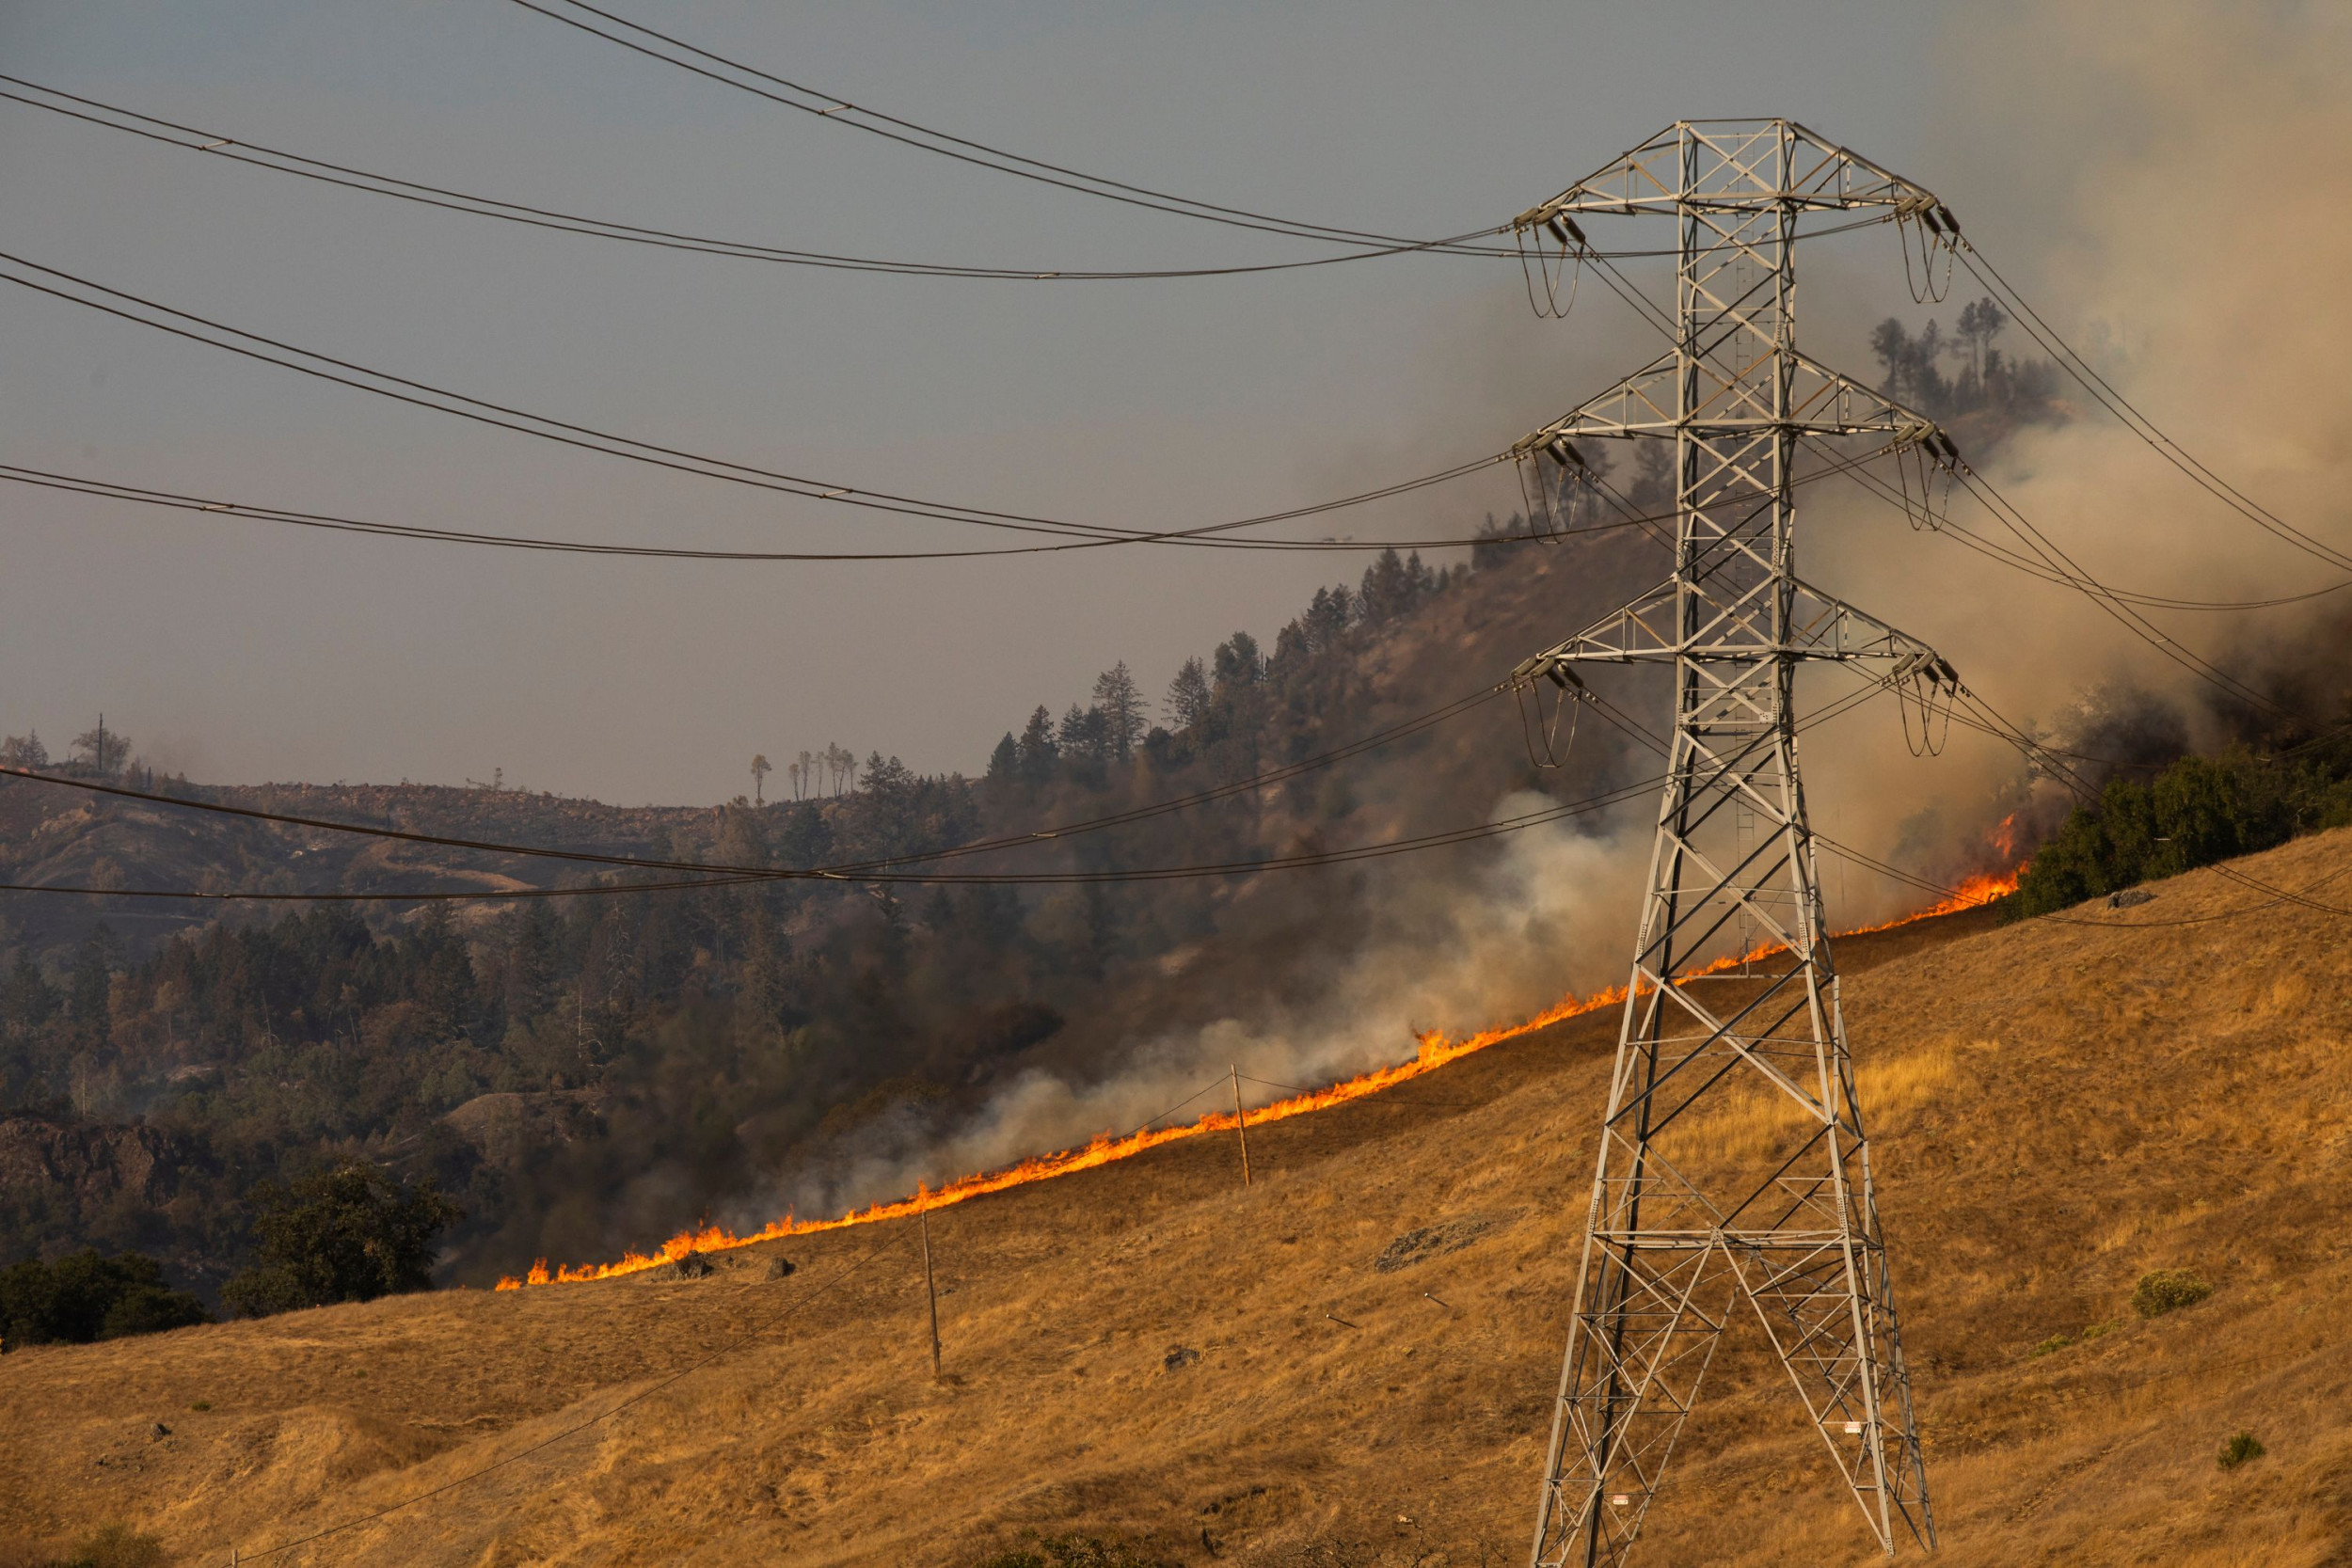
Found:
<box><xmin>1506</xmin><ymin>122</ymin><xmax>1965</xmax><ymax>1565</ymax></box>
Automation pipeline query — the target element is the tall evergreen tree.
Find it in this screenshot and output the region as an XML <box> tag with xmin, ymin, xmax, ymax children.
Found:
<box><xmin>1165</xmin><ymin>657</ymin><xmax>1212</xmax><ymax>731</ymax></box>
<box><xmin>1016</xmin><ymin>705</ymin><xmax>1059</xmax><ymax>786</ymax></box>
<box><xmin>1091</xmin><ymin>662</ymin><xmax>1146</xmax><ymax>762</ymax></box>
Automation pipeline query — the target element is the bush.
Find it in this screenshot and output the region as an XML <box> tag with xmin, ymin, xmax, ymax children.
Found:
<box><xmin>0</xmin><ymin>1251</ymin><xmax>209</xmax><ymax>1352</ymax></box>
<box><xmin>50</xmin><ymin>1524</ymin><xmax>165</xmax><ymax>1568</ymax></box>
<box><xmin>2030</xmin><ymin>1333</ymin><xmax>2071</xmax><ymax>1358</ymax></box>
<box><xmin>972</xmin><ymin>1536</ymin><xmax>1166</xmax><ymax>1568</ymax></box>
<box><xmin>2217</xmin><ymin>1432</ymin><xmax>2265</xmax><ymax>1470</ymax></box>
<box><xmin>2007</xmin><ymin>744</ymin><xmax>2352</xmax><ymax>919</ymax></box>
<box><xmin>2131</xmin><ymin>1269</ymin><xmax>2213</xmax><ymax>1320</ymax></box>
<box><xmin>219</xmin><ymin>1163</ymin><xmax>462</xmax><ymax>1319</ymax></box>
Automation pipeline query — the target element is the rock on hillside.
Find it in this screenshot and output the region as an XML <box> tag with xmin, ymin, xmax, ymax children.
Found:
<box><xmin>0</xmin><ymin>1115</ymin><xmax>200</xmax><ymax>1216</ymax></box>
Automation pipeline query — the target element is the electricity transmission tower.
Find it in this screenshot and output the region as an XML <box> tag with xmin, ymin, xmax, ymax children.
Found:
<box><xmin>1506</xmin><ymin>122</ymin><xmax>1965</xmax><ymax>1566</ymax></box>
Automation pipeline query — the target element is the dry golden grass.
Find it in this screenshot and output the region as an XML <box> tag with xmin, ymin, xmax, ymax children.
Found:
<box><xmin>7</xmin><ymin>831</ymin><xmax>2352</xmax><ymax>1565</ymax></box>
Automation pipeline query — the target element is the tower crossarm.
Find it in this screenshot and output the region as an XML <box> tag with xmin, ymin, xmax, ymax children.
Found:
<box><xmin>1511</xmin><ymin>119</ymin><xmax>1957</xmax><ymax>230</ymax></box>
<box><xmin>1512</xmin><ymin>577</ymin><xmax>1961</xmax><ymax>689</ymax></box>
<box><xmin>1509</xmin><ymin>352</ymin><xmax>1947</xmax><ymax>460</ymax></box>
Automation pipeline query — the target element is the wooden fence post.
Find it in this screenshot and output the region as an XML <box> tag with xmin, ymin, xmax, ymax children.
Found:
<box><xmin>1231</xmin><ymin>1064</ymin><xmax>1252</xmax><ymax>1187</ymax></box>
<box><xmin>919</xmin><ymin>1204</ymin><xmax>942</xmax><ymax>1379</ymax></box>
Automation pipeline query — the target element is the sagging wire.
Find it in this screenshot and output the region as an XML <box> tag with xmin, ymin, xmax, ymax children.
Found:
<box><xmin>1513</xmin><ymin>453</ymin><xmax>1556</xmax><ymax>538</ymax></box>
<box><xmin>1953</xmin><ymin>240</ymin><xmax>2352</xmax><ymax>578</ymax></box>
<box><xmin>1890</xmin><ymin>648</ymin><xmax>1963</xmax><ymax>758</ymax></box>
<box><xmin>1894</xmin><ymin>196</ymin><xmax>1961</xmax><ymax>306</ymax></box>
<box><xmin>1886</xmin><ymin>422</ymin><xmax>1962</xmax><ymax>532</ymax></box>
<box><xmin>1514</xmin><ymin>433</ymin><xmax>1600</xmax><ymax>539</ymax></box>
<box><xmin>1508</xmin><ymin>653</ymin><xmax>1586</xmax><ymax>769</ymax></box>
<box><xmin>1515</xmin><ymin>212</ymin><xmax>1588</xmax><ymax>319</ymax></box>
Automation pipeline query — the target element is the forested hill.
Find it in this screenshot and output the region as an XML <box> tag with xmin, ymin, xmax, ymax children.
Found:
<box><xmin>0</xmin><ymin>515</ymin><xmax>1663</xmax><ymax>1294</ymax></box>
<box><xmin>0</xmin><ymin>301</ymin><xmax>2111</xmax><ymax>1297</ymax></box>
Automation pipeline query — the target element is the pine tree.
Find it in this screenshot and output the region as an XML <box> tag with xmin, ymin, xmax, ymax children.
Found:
<box><xmin>1165</xmin><ymin>657</ymin><xmax>1212</xmax><ymax>730</ymax></box>
<box><xmin>1016</xmin><ymin>705</ymin><xmax>1059</xmax><ymax>786</ymax></box>
<box><xmin>985</xmin><ymin>733</ymin><xmax>1020</xmax><ymax>788</ymax></box>
<box><xmin>1058</xmin><ymin>704</ymin><xmax>1106</xmax><ymax>761</ymax></box>
<box><xmin>1212</xmin><ymin>631</ymin><xmax>1263</xmax><ymax>689</ymax></box>
<box><xmin>1091</xmin><ymin>661</ymin><xmax>1146</xmax><ymax>762</ymax></box>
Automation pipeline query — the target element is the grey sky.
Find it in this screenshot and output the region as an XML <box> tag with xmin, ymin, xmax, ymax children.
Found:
<box><xmin>0</xmin><ymin>2</ymin><xmax>2003</xmax><ymax>801</ymax></box>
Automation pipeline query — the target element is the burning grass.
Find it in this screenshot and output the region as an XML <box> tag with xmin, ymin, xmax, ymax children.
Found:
<box><xmin>497</xmin><ymin>868</ymin><xmax>2024</xmax><ymax>1291</ymax></box>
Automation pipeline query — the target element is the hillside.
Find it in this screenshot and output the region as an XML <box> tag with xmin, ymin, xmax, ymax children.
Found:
<box><xmin>5</xmin><ymin>827</ymin><xmax>2348</xmax><ymax>1566</ymax></box>
<box><xmin>0</xmin><ymin>526</ymin><xmax>1686</xmax><ymax>1291</ymax></box>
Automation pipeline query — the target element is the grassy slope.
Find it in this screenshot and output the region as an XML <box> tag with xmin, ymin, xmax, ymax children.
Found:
<box><xmin>6</xmin><ymin>830</ymin><xmax>2351</xmax><ymax>1567</ymax></box>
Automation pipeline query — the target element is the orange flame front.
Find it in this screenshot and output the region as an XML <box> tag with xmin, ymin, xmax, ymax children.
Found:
<box><xmin>495</xmin><ymin>865</ymin><xmax>2023</xmax><ymax>1290</ymax></box>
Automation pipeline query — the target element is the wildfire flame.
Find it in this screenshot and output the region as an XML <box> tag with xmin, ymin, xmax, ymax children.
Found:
<box><xmin>495</xmin><ymin>864</ymin><xmax>2025</xmax><ymax>1291</ymax></box>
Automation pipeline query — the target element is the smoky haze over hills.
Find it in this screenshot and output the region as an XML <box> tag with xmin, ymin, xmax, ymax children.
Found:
<box><xmin>2</xmin><ymin>0</ymin><xmax>2350</xmax><ymax>1355</ymax></box>
<box><xmin>9</xmin><ymin>0</ymin><xmax>2337</xmax><ymax>804</ymax></box>
<box><xmin>0</xmin><ymin>527</ymin><xmax>1673</xmax><ymax>1288</ymax></box>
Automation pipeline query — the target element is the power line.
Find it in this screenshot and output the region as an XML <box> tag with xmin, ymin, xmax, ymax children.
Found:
<box><xmin>1794</xmin><ymin>434</ymin><xmax>2299</xmax><ymax>723</ymax></box>
<box><xmin>0</xmin><ymin>873</ymin><xmax>769</xmax><ymax>903</ymax></box>
<box><xmin>0</xmin><ymin>461</ymin><xmax>1538</xmax><ymax>562</ymax></box>
<box><xmin>0</xmin><ymin>77</ymin><xmax>1549</xmax><ymax>283</ymax></box>
<box><xmin>1956</xmin><ymin>243</ymin><xmax>2352</xmax><ymax>578</ymax></box>
<box><xmin>1949</xmin><ymin>464</ymin><xmax>2298</xmax><ymax>721</ymax></box>
<box><xmin>499</xmin><ymin>0</ymin><xmax>1521</xmax><ymax>256</ymax></box>
<box><xmin>0</xmin><ymin>682</ymin><xmax>1512</xmax><ymax>883</ymax></box>
<box><xmin>0</xmin><ymin>769</ymin><xmax>1672</xmax><ymax>897</ymax></box>
<box><xmin>0</xmin><ymin>75</ymin><xmax>1891</xmax><ymax>309</ymax></box>
<box><xmin>494</xmin><ymin>3</ymin><xmax>1900</xmax><ymax>279</ymax></box>
<box><xmin>1829</xmin><ymin>442</ymin><xmax>2352</xmax><ymax>612</ymax></box>
<box><xmin>0</xmin><ymin>668</ymin><xmax>1673</xmax><ymax>894</ymax></box>
<box><xmin>4</xmin><ymin>666</ymin><xmax>1916</xmax><ymax>898</ymax></box>
<box><xmin>0</xmin><ymin>254</ymin><xmax>1889</xmax><ymax>571</ymax></box>
<box><xmin>2034</xmin><ymin>861</ymin><xmax>2352</xmax><ymax>929</ymax></box>
<box><xmin>2210</xmin><ymin>861</ymin><xmax>2352</xmax><ymax>917</ymax></box>
<box><xmin>0</xmin><ymin>248</ymin><xmax>1506</xmax><ymax>548</ymax></box>
<box><xmin>0</xmin><ymin>436</ymin><xmax>1896</xmax><ymax>565</ymax></box>
<box><xmin>0</xmin><ymin>459</ymin><xmax>1732</xmax><ymax>562</ymax></box>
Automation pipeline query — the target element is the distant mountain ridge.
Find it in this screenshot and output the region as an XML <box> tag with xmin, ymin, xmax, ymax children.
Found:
<box><xmin>0</xmin><ymin>524</ymin><xmax>1669</xmax><ymax>1291</ymax></box>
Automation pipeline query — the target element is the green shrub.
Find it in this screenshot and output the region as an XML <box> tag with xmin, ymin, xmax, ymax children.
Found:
<box><xmin>2007</xmin><ymin>743</ymin><xmax>2352</xmax><ymax>920</ymax></box>
<box><xmin>220</xmin><ymin>1163</ymin><xmax>462</xmax><ymax>1319</ymax></box>
<box><xmin>0</xmin><ymin>1251</ymin><xmax>209</xmax><ymax>1352</ymax></box>
<box><xmin>972</xmin><ymin>1536</ymin><xmax>1165</xmax><ymax>1568</ymax></box>
<box><xmin>2030</xmin><ymin>1334</ymin><xmax>2071</xmax><ymax>1357</ymax></box>
<box><xmin>2217</xmin><ymin>1432</ymin><xmax>2265</xmax><ymax>1470</ymax></box>
<box><xmin>2131</xmin><ymin>1269</ymin><xmax>2213</xmax><ymax>1319</ymax></box>
<box><xmin>2078</xmin><ymin>1320</ymin><xmax>2117</xmax><ymax>1341</ymax></box>
<box><xmin>51</xmin><ymin>1524</ymin><xmax>165</xmax><ymax>1568</ymax></box>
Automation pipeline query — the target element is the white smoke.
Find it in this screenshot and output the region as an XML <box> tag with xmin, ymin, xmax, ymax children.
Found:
<box><xmin>742</xmin><ymin>0</ymin><xmax>2352</xmax><ymax>1231</ymax></box>
<box><xmin>742</xmin><ymin>799</ymin><xmax>1636</xmax><ymax>1225</ymax></box>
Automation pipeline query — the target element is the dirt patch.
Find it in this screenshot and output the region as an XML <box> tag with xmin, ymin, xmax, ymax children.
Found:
<box><xmin>1372</xmin><ymin>1212</ymin><xmax>1517</xmax><ymax>1274</ymax></box>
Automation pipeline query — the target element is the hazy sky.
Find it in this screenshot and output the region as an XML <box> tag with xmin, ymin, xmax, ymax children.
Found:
<box><xmin>0</xmin><ymin>2</ymin><xmax>2099</xmax><ymax>801</ymax></box>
